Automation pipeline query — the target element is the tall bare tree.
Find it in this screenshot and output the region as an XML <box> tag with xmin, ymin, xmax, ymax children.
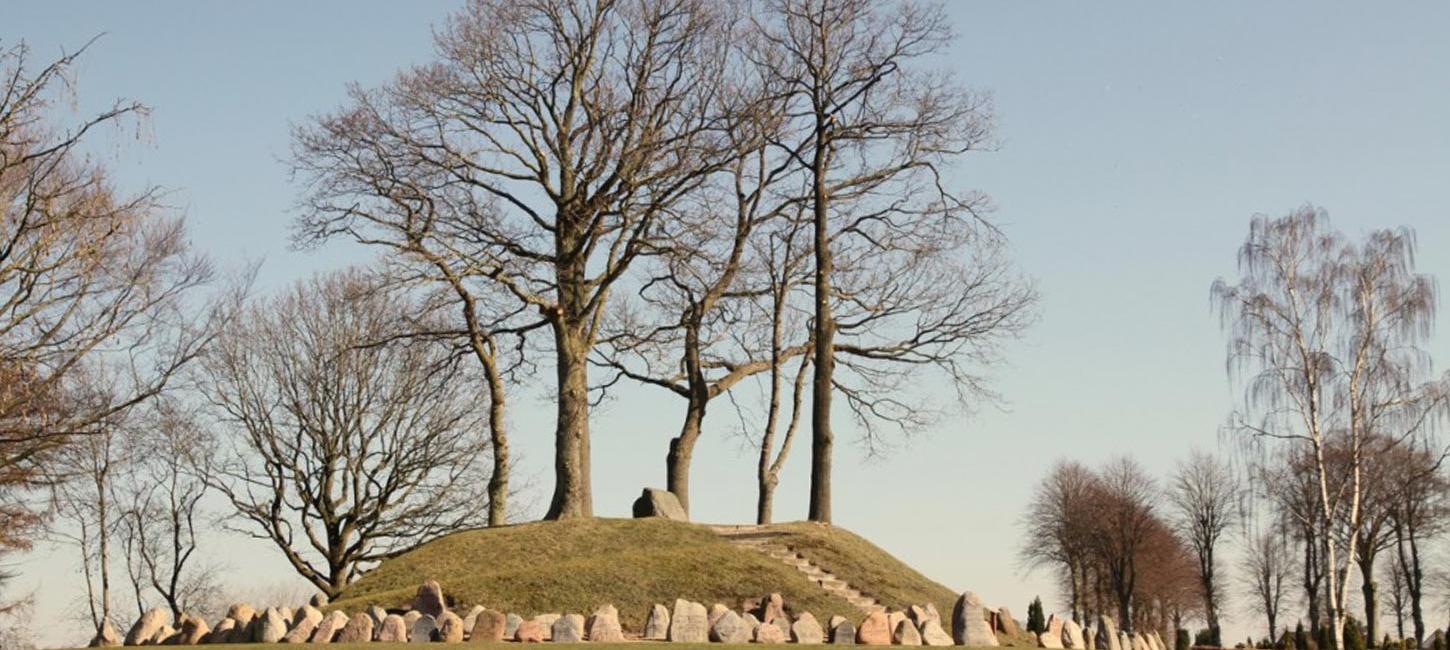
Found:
<box><xmin>1092</xmin><ymin>457</ymin><xmax>1160</xmax><ymax>633</ymax></box>
<box><xmin>1213</xmin><ymin>206</ymin><xmax>1448</xmax><ymax>650</ymax></box>
<box><xmin>1020</xmin><ymin>460</ymin><xmax>1100</xmax><ymax>623</ymax></box>
<box><xmin>755</xmin><ymin>0</ymin><xmax>1006</xmax><ymax>523</ymax></box>
<box><xmin>293</xmin><ymin>0</ymin><xmax>741</xmax><ymax>520</ymax></box>
<box><xmin>1168</xmin><ymin>450</ymin><xmax>1242</xmax><ymax>645</ymax></box>
<box><xmin>1240</xmin><ymin>519</ymin><xmax>1294</xmax><ymax>642</ymax></box>
<box><xmin>1388</xmin><ymin>442</ymin><xmax>1450</xmax><ymax>645</ymax></box>
<box><xmin>199</xmin><ymin>271</ymin><xmax>495</xmax><ymax>596</ymax></box>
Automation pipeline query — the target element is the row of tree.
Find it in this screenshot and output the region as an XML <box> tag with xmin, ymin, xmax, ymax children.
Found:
<box><xmin>1022</xmin><ymin>208</ymin><xmax>1450</xmax><ymax>649</ymax></box>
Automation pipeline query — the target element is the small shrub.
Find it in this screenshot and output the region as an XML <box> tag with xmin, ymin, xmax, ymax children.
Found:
<box><xmin>1345</xmin><ymin>618</ymin><xmax>1366</xmax><ymax>650</ymax></box>
<box><xmin>1176</xmin><ymin>629</ymin><xmax>1190</xmax><ymax>650</ymax></box>
<box><xmin>1027</xmin><ymin>597</ymin><xmax>1046</xmax><ymax>634</ymax></box>
<box><xmin>1282</xmin><ymin>629</ymin><xmax>1298</xmax><ymax>650</ymax></box>
<box><xmin>1198</xmin><ymin>629</ymin><xmax>1218</xmax><ymax>647</ymax></box>
<box><xmin>1432</xmin><ymin>630</ymin><xmax>1445</xmax><ymax>650</ymax></box>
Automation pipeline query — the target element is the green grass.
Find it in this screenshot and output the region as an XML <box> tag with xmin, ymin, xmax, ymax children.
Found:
<box><xmin>329</xmin><ymin>518</ymin><xmax>963</xmax><ymax>635</ymax></box>
<box><xmin>64</xmin><ymin>645</ymin><xmax>1011</xmax><ymax>650</ymax></box>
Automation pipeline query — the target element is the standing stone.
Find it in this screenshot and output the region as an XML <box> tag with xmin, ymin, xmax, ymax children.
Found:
<box><xmin>368</xmin><ymin>606</ymin><xmax>389</xmax><ymax>629</ymax></box>
<box><xmin>125</xmin><ymin>609</ymin><xmax>169</xmax><ymax>646</ymax></box>
<box><xmin>997</xmin><ymin>608</ymin><xmax>1022</xmax><ymax>637</ymax></box>
<box><xmin>830</xmin><ymin>620</ymin><xmax>856</xmax><ymax>645</ymax></box>
<box><xmin>504</xmin><ymin>613</ymin><xmax>523</xmax><ymax>639</ymax></box>
<box><xmin>438</xmin><ymin>611</ymin><xmax>466</xmax><ymax>643</ymax></box>
<box><xmin>412</xmin><ymin>581</ymin><xmax>447</xmax><ymax>619</ymax></box>
<box><xmin>1095</xmin><ymin>617</ymin><xmax>1120</xmax><ymax>650</ymax></box>
<box><xmin>631</xmin><ymin>488</ymin><xmax>688</xmax><ymax>520</ymax></box>
<box><xmin>708</xmin><ymin>604</ymin><xmax>731</xmax><ymax>630</ymax></box>
<box><xmin>279</xmin><ymin>608</ymin><xmax>296</xmax><ymax>629</ymax></box>
<box><xmin>148</xmin><ymin>625</ymin><xmax>175</xmax><ymax>645</ymax></box>
<box><xmin>1150</xmin><ymin>631</ymin><xmax>1166</xmax><ymax>650</ymax></box>
<box><xmin>758</xmin><ymin>594</ymin><xmax>787</xmax><ymax>625</ymax></box>
<box><xmin>711</xmin><ymin>610</ymin><xmax>751</xmax><ymax>644</ymax></box>
<box><xmin>461</xmin><ymin>606</ymin><xmax>485</xmax><ymax>637</ymax></box>
<box><xmin>514</xmin><ymin>620</ymin><xmax>545</xmax><ymax>643</ymax></box>
<box><xmin>856</xmin><ymin>612</ymin><xmax>891</xmax><ymax>646</ymax></box>
<box><xmin>253</xmin><ymin>608</ymin><xmax>288</xmax><ymax>644</ymax></box>
<box><xmin>906</xmin><ymin>606</ymin><xmax>931</xmax><ymax>627</ymax></box>
<box><xmin>886</xmin><ymin>612</ymin><xmax>907</xmax><ymax>638</ymax></box>
<box><xmin>755</xmin><ymin>622</ymin><xmax>787</xmax><ymax>644</ymax></box>
<box><xmin>226</xmin><ymin>604</ymin><xmax>257</xmax><ymax>643</ymax></box>
<box><xmin>409</xmin><ymin>615</ymin><xmax>438</xmax><ymax>644</ymax></box>
<box><xmin>284</xmin><ymin>606</ymin><xmax>324</xmax><ymax>644</ymax></box>
<box><xmin>1064</xmin><ymin>619</ymin><xmax>1086</xmax><ymax>649</ymax></box>
<box><xmin>533</xmin><ymin>614</ymin><xmax>561</xmax><ymax>641</ymax></box>
<box><xmin>311</xmin><ymin>611</ymin><xmax>350</xmax><ymax>644</ymax></box>
<box><xmin>918</xmin><ymin>619</ymin><xmax>952</xmax><ymax>647</ymax></box>
<box><xmin>644</xmin><ymin>604</ymin><xmax>671</xmax><ymax>641</ymax></box>
<box><xmin>894</xmin><ymin>620</ymin><xmax>923</xmax><ymax>646</ymax></box>
<box><xmin>177</xmin><ymin>617</ymin><xmax>209</xmax><ymax>646</ymax></box>
<box><xmin>472</xmin><ymin>610</ymin><xmax>507</xmax><ymax>642</ymax></box>
<box><xmin>337</xmin><ymin>613</ymin><xmax>375</xmax><ymax>644</ymax></box>
<box><xmin>743</xmin><ymin>613</ymin><xmax>762</xmax><ymax>634</ymax></box>
<box><xmin>208</xmin><ymin>619</ymin><xmax>237</xmax><ymax>645</ymax></box>
<box><xmin>587</xmin><ymin>605</ymin><xmax>624</xmax><ymax>642</ymax></box>
<box><xmin>310</xmin><ymin>593</ymin><xmax>330</xmax><ymax>608</ymax></box>
<box><xmin>403</xmin><ymin>611</ymin><xmax>423</xmax><ymax>629</ymax></box>
<box><xmin>1039</xmin><ymin>615</ymin><xmax>1066</xmax><ymax>649</ymax></box>
<box><xmin>952</xmin><ymin>592</ymin><xmax>999</xmax><ymax>647</ymax></box>
<box><xmin>669</xmin><ymin>599</ymin><xmax>709</xmax><ymax>643</ymax></box>
<box><xmin>790</xmin><ymin>613</ymin><xmax>825</xmax><ymax>645</ymax></box>
<box><xmin>551</xmin><ymin>614</ymin><xmax>584</xmax><ymax>643</ymax></box>
<box><xmin>377</xmin><ymin>615</ymin><xmax>408</xmax><ymax>643</ymax></box>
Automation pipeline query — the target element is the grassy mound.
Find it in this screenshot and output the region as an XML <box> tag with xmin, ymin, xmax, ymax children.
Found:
<box><xmin>332</xmin><ymin>518</ymin><xmax>960</xmax><ymax>633</ymax></box>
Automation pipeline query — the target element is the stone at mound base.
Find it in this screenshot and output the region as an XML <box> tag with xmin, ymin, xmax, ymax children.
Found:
<box><xmin>514</xmin><ymin>619</ymin><xmax>545</xmax><ymax>643</ymax></box>
<box><xmin>856</xmin><ymin>612</ymin><xmax>891</xmax><ymax>645</ymax></box>
<box><xmin>755</xmin><ymin>621</ymin><xmax>787</xmax><ymax>644</ymax></box>
<box><xmin>758</xmin><ymin>593</ymin><xmax>787</xmax><ymax>625</ymax></box>
<box><xmin>1117</xmin><ymin>631</ymin><xmax>1131</xmax><ymax>650</ymax></box>
<box><xmin>311</xmin><ymin>610</ymin><xmax>349</xmax><ymax>644</ymax></box>
<box><xmin>370</xmin><ymin>606</ymin><xmax>390</xmax><ymax>629</ymax></box>
<box><xmin>403</xmin><ymin>611</ymin><xmax>423</xmax><ymax>629</ymax></box>
<box><xmin>472</xmin><ymin>610</ymin><xmax>507</xmax><ymax>642</ymax></box>
<box><xmin>461</xmin><ymin>606</ymin><xmax>484</xmax><ymax>637</ymax></box>
<box><xmin>669</xmin><ymin>599</ymin><xmax>709</xmax><ymax>643</ymax></box>
<box><xmin>743</xmin><ymin>612</ymin><xmax>762</xmax><ymax>633</ymax></box>
<box><xmin>89</xmin><ymin>620</ymin><xmax>120</xmax><ymax>647</ymax></box>
<box><xmin>708</xmin><ymin>603</ymin><xmax>730</xmax><ymax>629</ymax></box>
<box><xmin>952</xmin><ymin>592</ymin><xmax>999</xmax><ymax>647</ymax></box>
<box><xmin>1150</xmin><ymin>631</ymin><xmax>1166</xmax><ymax>650</ymax></box>
<box><xmin>532</xmin><ymin>614</ymin><xmax>561</xmax><ymax>640</ymax></box>
<box><xmin>887</xmin><ymin>612</ymin><xmax>907</xmax><ymax>637</ymax></box>
<box><xmin>255</xmin><ymin>608</ymin><xmax>288</xmax><ymax>643</ymax></box>
<box><xmin>177</xmin><ymin>617</ymin><xmax>209</xmax><ymax>646</ymax></box>
<box><xmin>504</xmin><ymin>613</ymin><xmax>523</xmax><ymax>639</ymax></box>
<box><xmin>919</xmin><ymin>619</ymin><xmax>952</xmax><ymax>647</ymax></box>
<box><xmin>125</xmin><ymin>608</ymin><xmax>168</xmax><ymax>646</ymax></box>
<box><xmin>644</xmin><ymin>604</ymin><xmax>671</xmax><ymax>640</ymax></box>
<box><xmin>1096</xmin><ymin>617</ymin><xmax>1120</xmax><ymax>650</ymax></box>
<box><xmin>227</xmin><ymin>604</ymin><xmax>257</xmax><ymax>643</ymax></box>
<box><xmin>587</xmin><ymin>604</ymin><xmax>624</xmax><ymax>642</ymax></box>
<box><xmin>147</xmin><ymin>624</ymin><xmax>175</xmax><ymax>645</ymax></box>
<box><xmin>283</xmin><ymin>606</ymin><xmax>324</xmax><ymax>643</ymax></box>
<box><xmin>1064</xmin><ymin>619</ymin><xmax>1086</xmax><ymax>649</ymax></box>
<box><xmin>894</xmin><ymin>619</ymin><xmax>923</xmax><ymax>646</ymax></box>
<box><xmin>207</xmin><ymin>618</ymin><xmax>236</xmax><ymax>644</ymax></box>
<box><xmin>412</xmin><ymin>580</ymin><xmax>447</xmax><ymax>619</ymax></box>
<box><xmin>438</xmin><ymin>611</ymin><xmax>466</xmax><ymax>642</ymax></box>
<box><xmin>377</xmin><ymin>615</ymin><xmax>408</xmax><ymax>643</ymax></box>
<box><xmin>336</xmin><ymin>612</ymin><xmax>374</xmax><ymax>643</ymax></box>
<box><xmin>791</xmin><ymin>612</ymin><xmax>825</xmax><ymax>644</ymax></box>
<box><xmin>711</xmin><ymin>610</ymin><xmax>751</xmax><ymax>644</ymax></box>
<box><xmin>632</xmin><ymin>487</ymin><xmax>687</xmax><ymax>520</ymax></box>
<box><xmin>408</xmin><ymin>615</ymin><xmax>438</xmax><ymax>644</ymax></box>
<box><xmin>831</xmin><ymin>620</ymin><xmax>856</xmax><ymax>645</ymax></box>
<box><xmin>998</xmin><ymin>607</ymin><xmax>1022</xmax><ymax>637</ymax></box>
<box><xmin>552</xmin><ymin>614</ymin><xmax>584</xmax><ymax>643</ymax></box>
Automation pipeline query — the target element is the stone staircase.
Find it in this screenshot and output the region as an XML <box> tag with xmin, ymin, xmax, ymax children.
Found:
<box><xmin>709</xmin><ymin>525</ymin><xmax>884</xmax><ymax>615</ymax></box>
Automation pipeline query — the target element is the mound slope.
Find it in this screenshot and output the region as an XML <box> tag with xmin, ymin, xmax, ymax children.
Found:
<box><xmin>332</xmin><ymin>518</ymin><xmax>959</xmax><ymax>633</ymax></box>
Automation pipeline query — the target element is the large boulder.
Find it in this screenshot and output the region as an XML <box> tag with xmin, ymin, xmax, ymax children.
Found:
<box><xmin>919</xmin><ymin>619</ymin><xmax>952</xmax><ymax>647</ymax></box>
<box><xmin>1038</xmin><ymin>615</ymin><xmax>1066</xmax><ymax>649</ymax></box>
<box><xmin>369</xmin><ymin>606</ymin><xmax>390</xmax><ymax>629</ymax></box>
<box><xmin>254</xmin><ymin>608</ymin><xmax>288</xmax><ymax>644</ymax></box>
<box><xmin>207</xmin><ymin>619</ymin><xmax>237</xmax><ymax>644</ymax></box>
<box><xmin>514</xmin><ymin>619</ymin><xmax>544</xmax><ymax>643</ymax></box>
<box><xmin>754</xmin><ymin>619</ymin><xmax>786</xmax><ymax>644</ymax></box>
<box><xmin>1150</xmin><ymin>631</ymin><xmax>1167</xmax><ymax>650</ymax></box>
<box><xmin>282</xmin><ymin>606</ymin><xmax>323</xmax><ymax>644</ymax></box>
<box><xmin>402</xmin><ymin>611</ymin><xmax>423</xmax><ymax>629</ymax></box>
<box><xmin>997</xmin><ymin>607</ymin><xmax>1022</xmax><ymax>637</ymax></box>
<box><xmin>1117</xmin><ymin>631</ymin><xmax>1132</xmax><ymax>650</ymax></box>
<box><xmin>309</xmin><ymin>593</ymin><xmax>329</xmax><ymax>608</ymax></box>
<box><xmin>952</xmin><ymin>592</ymin><xmax>999</xmax><ymax>647</ymax></box>
<box><xmin>377</xmin><ymin>615</ymin><xmax>408</xmax><ymax>643</ymax></box>
<box><xmin>552</xmin><ymin>614</ymin><xmax>585</xmax><ymax>643</ymax></box>
<box><xmin>587</xmin><ymin>605</ymin><xmax>624</xmax><ymax>642</ymax></box>
<box><xmin>412</xmin><ymin>580</ymin><xmax>447</xmax><ymax>619</ymax></box>
<box><xmin>226</xmin><ymin>604</ymin><xmax>257</xmax><ymax>643</ymax></box>
<box><xmin>408</xmin><ymin>615</ymin><xmax>438</xmax><ymax>644</ymax></box>
<box><xmin>472</xmin><ymin>610</ymin><xmax>507</xmax><ymax>642</ymax></box>
<box><xmin>311</xmin><ymin>610</ymin><xmax>350</xmax><ymax>644</ymax></box>
<box><xmin>632</xmin><ymin>487</ymin><xmax>688</xmax><ymax>520</ymax></box>
<box><xmin>437</xmin><ymin>611</ymin><xmax>466</xmax><ymax>643</ymax></box>
<box><xmin>1064</xmin><ymin>619</ymin><xmax>1086</xmax><ymax>649</ymax></box>
<box><xmin>89</xmin><ymin>620</ymin><xmax>121</xmax><ymax>648</ymax></box>
<box><xmin>532</xmin><ymin>614</ymin><xmax>561</xmax><ymax>640</ymax></box>
<box><xmin>856</xmin><ymin>612</ymin><xmax>892</xmax><ymax>646</ymax></box>
<box><xmin>1095</xmin><ymin>617</ymin><xmax>1120</xmax><ymax>650</ymax></box>
<box><xmin>757</xmin><ymin>594</ymin><xmax>787</xmax><ymax>625</ymax></box>
<box><xmin>894</xmin><ymin>619</ymin><xmax>923</xmax><ymax>646</ymax></box>
<box><xmin>148</xmin><ymin>625</ymin><xmax>176</xmax><ymax>645</ymax></box>
<box><xmin>669</xmin><ymin>599</ymin><xmax>709</xmax><ymax>643</ymax></box>
<box><xmin>830</xmin><ymin>619</ymin><xmax>856</xmax><ymax>645</ymax></box>
<box><xmin>708</xmin><ymin>603</ymin><xmax>730</xmax><ymax>630</ymax></box>
<box><xmin>711</xmin><ymin>610</ymin><xmax>751</xmax><ymax>644</ymax></box>
<box><xmin>336</xmin><ymin>613</ymin><xmax>375</xmax><ymax>644</ymax></box>
<box><xmin>791</xmin><ymin>613</ymin><xmax>825</xmax><ymax>644</ymax></box>
<box><xmin>504</xmin><ymin>613</ymin><xmax>523</xmax><ymax>639</ymax></box>
<box><xmin>125</xmin><ymin>608</ymin><xmax>169</xmax><ymax>646</ymax></box>
<box><xmin>644</xmin><ymin>604</ymin><xmax>671</xmax><ymax>641</ymax></box>
<box><xmin>461</xmin><ymin>606</ymin><xmax>484</xmax><ymax>637</ymax></box>
<box><xmin>177</xmin><ymin>616</ymin><xmax>209</xmax><ymax>646</ymax></box>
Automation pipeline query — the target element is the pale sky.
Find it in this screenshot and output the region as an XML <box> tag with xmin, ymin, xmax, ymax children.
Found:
<box><xmin>8</xmin><ymin>2</ymin><xmax>1450</xmax><ymax>648</ymax></box>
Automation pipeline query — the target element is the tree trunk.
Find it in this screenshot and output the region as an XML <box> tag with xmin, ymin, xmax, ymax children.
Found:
<box><xmin>1360</xmin><ymin>555</ymin><xmax>1378</xmax><ymax>647</ymax></box>
<box><xmin>546</xmin><ymin>322</ymin><xmax>593</xmax><ymax>519</ymax></box>
<box><xmin>807</xmin><ymin>124</ymin><xmax>835</xmax><ymax>524</ymax></box>
<box><xmin>485</xmin><ymin>359</ymin><xmax>509</xmax><ymax>527</ymax></box>
<box><xmin>666</xmin><ymin>400</ymin><xmax>705</xmax><ymax>517</ymax></box>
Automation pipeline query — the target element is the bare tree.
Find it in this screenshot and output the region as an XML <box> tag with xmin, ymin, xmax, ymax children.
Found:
<box><xmin>199</xmin><ymin>270</ymin><xmax>495</xmax><ymax>596</ymax></box>
<box><xmin>0</xmin><ymin>39</ymin><xmax>214</xmax><ymax>585</ymax></box>
<box><xmin>1386</xmin><ymin>553</ymin><xmax>1410</xmax><ymax>642</ymax></box>
<box><xmin>293</xmin><ymin>0</ymin><xmax>741</xmax><ymax>520</ymax></box>
<box><xmin>1020</xmin><ymin>460</ymin><xmax>1100</xmax><ymax>623</ymax></box>
<box><xmin>1168</xmin><ymin>450</ymin><xmax>1242</xmax><ymax>645</ymax></box>
<box><xmin>755</xmin><ymin>0</ymin><xmax>1013</xmax><ymax>523</ymax></box>
<box><xmin>1388</xmin><ymin>442</ymin><xmax>1450</xmax><ymax>645</ymax></box>
<box><xmin>1241</xmin><ymin>519</ymin><xmax>1294</xmax><ymax>642</ymax></box>
<box><xmin>1213</xmin><ymin>206</ymin><xmax>1449</xmax><ymax>650</ymax></box>
<box><xmin>1091</xmin><ymin>457</ymin><xmax>1160</xmax><ymax>634</ymax></box>
<box><xmin>47</xmin><ymin>400</ymin><xmax>127</xmax><ymax>640</ymax></box>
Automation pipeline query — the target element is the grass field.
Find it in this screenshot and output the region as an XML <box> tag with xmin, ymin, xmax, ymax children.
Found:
<box><xmin>328</xmin><ymin>518</ymin><xmax>966</xmax><ymax>635</ymax></box>
<box><xmin>66</xmin><ymin>645</ymin><xmax>1012</xmax><ymax>650</ymax></box>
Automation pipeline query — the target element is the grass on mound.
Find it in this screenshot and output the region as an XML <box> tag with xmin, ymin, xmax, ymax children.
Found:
<box><xmin>67</xmin><ymin>644</ymin><xmax>1007</xmax><ymax>650</ymax></box>
<box><xmin>331</xmin><ymin>518</ymin><xmax>961</xmax><ymax>634</ymax></box>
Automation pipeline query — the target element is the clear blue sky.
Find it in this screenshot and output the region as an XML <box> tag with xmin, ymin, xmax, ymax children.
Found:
<box><xmin>8</xmin><ymin>2</ymin><xmax>1450</xmax><ymax>647</ymax></box>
